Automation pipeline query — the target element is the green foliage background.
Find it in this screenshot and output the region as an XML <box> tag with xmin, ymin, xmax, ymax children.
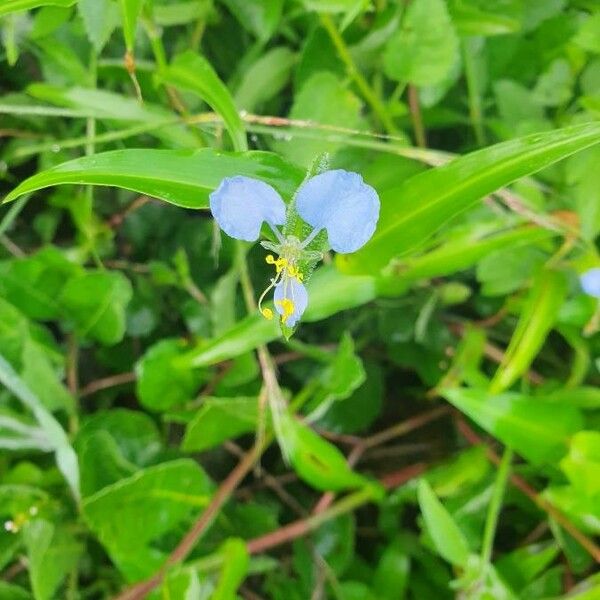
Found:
<box><xmin>1</xmin><ymin>0</ymin><xmax>600</xmax><ymax>598</ymax></box>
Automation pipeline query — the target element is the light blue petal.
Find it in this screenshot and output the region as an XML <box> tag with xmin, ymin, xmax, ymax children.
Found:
<box><xmin>580</xmin><ymin>268</ymin><xmax>600</xmax><ymax>298</ymax></box>
<box><xmin>274</xmin><ymin>277</ymin><xmax>308</xmax><ymax>328</ymax></box>
<box><xmin>295</xmin><ymin>170</ymin><xmax>380</xmax><ymax>253</ymax></box>
<box><xmin>209</xmin><ymin>176</ymin><xmax>286</xmax><ymax>241</ymax></box>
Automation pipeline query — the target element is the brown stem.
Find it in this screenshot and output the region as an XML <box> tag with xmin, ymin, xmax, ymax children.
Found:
<box><xmin>80</xmin><ymin>372</ymin><xmax>137</xmax><ymax>398</ymax></box>
<box><xmin>408</xmin><ymin>85</ymin><xmax>427</xmax><ymax>148</ymax></box>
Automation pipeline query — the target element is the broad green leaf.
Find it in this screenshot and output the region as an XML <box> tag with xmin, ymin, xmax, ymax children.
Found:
<box><xmin>0</xmin><ymin>582</ymin><xmax>31</xmax><ymax>600</ymax></box>
<box><xmin>82</xmin><ymin>459</ymin><xmax>213</xmax><ymax>582</ymax></box>
<box><xmin>235</xmin><ymin>47</ymin><xmax>296</xmax><ymax>112</ymax></box>
<box><xmin>339</xmin><ymin>123</ymin><xmax>600</xmax><ymax>274</ymax></box>
<box><xmin>59</xmin><ymin>271</ymin><xmax>133</xmax><ymax>346</ymax></box>
<box><xmin>77</xmin><ymin>430</ymin><xmax>138</xmax><ymax>497</ymax></box>
<box><xmin>221</xmin><ymin>0</ymin><xmax>283</xmax><ymax>40</ymax></box>
<box><xmin>182</xmin><ymin>397</ymin><xmax>258</xmax><ymax>452</ymax></box>
<box><xmin>77</xmin><ymin>0</ymin><xmax>119</xmax><ymax>53</ymax></box>
<box><xmin>449</xmin><ymin>0</ymin><xmax>522</xmax><ymax>36</ymax></box>
<box><xmin>0</xmin><ymin>0</ymin><xmax>74</xmax><ymax>17</ymax></box>
<box><xmin>160</xmin><ymin>51</ymin><xmax>247</xmax><ymax>152</ymax></box>
<box><xmin>76</xmin><ymin>410</ymin><xmax>162</xmax><ymax>496</ymax></box>
<box><xmin>378</xmin><ymin>225</ymin><xmax>554</xmax><ymax>296</ymax></box>
<box><xmin>417</xmin><ymin>479</ymin><xmax>470</xmax><ymax>567</ymax></box>
<box><xmin>0</xmin><ymin>246</ymin><xmax>80</xmax><ymax>320</ymax></box>
<box><xmin>311</xmin><ymin>333</ymin><xmax>365</xmax><ymax>409</ymax></box>
<box><xmin>560</xmin><ymin>431</ymin><xmax>600</xmax><ymax>497</ymax></box>
<box><xmin>24</xmin><ymin>84</ymin><xmax>197</xmax><ymax>148</ymax></box>
<box><xmin>0</xmin><ymin>297</ymin><xmax>73</xmax><ymax>413</ymax></box>
<box><xmin>301</xmin><ymin>0</ymin><xmax>364</xmax><ymax>13</ymax></box>
<box><xmin>279</xmin><ymin>412</ymin><xmax>373</xmax><ymax>492</ymax></box>
<box><xmin>136</xmin><ymin>339</ymin><xmax>205</xmax><ymax>411</ymax></box>
<box><xmin>77</xmin><ymin>409</ymin><xmax>162</xmax><ymax>467</ymax></box>
<box><xmin>315</xmin><ymin>361</ymin><xmax>383</xmax><ymax>434</ymax></box>
<box><xmin>118</xmin><ymin>0</ymin><xmax>143</xmax><ymax>51</ymax></box>
<box><xmin>373</xmin><ymin>539</ymin><xmax>410</xmax><ymax>600</ymax></box>
<box><xmin>0</xmin><ymin>354</ymin><xmax>79</xmax><ymax>499</ymax></box>
<box><xmin>574</xmin><ymin>13</ymin><xmax>600</xmax><ymax>54</ymax></box>
<box><xmin>212</xmin><ymin>539</ymin><xmax>250</xmax><ymax>600</ymax></box>
<box><xmin>496</xmin><ymin>543</ymin><xmax>560</xmax><ymax>593</ymax></box>
<box><xmin>275</xmin><ymin>71</ymin><xmax>365</xmax><ymax>167</ymax></box>
<box><xmin>443</xmin><ymin>388</ymin><xmax>583</xmax><ymax>464</ymax></box>
<box><xmin>3</xmin><ymin>149</ymin><xmax>304</xmax><ymax>208</ymax></box>
<box><xmin>490</xmin><ymin>268</ymin><xmax>567</xmax><ymax>393</ymax></box>
<box><xmin>160</xmin><ymin>569</ymin><xmax>211</xmax><ymax>600</ymax></box>
<box><xmin>425</xmin><ymin>446</ymin><xmax>490</xmax><ymax>498</ymax></box>
<box><xmin>23</xmin><ymin>519</ymin><xmax>82</xmax><ymax>600</ymax></box>
<box><xmin>384</xmin><ymin>0</ymin><xmax>459</xmax><ymax>86</ymax></box>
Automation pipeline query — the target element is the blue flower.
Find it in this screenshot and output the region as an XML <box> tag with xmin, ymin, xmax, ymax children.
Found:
<box><xmin>295</xmin><ymin>170</ymin><xmax>380</xmax><ymax>253</ymax></box>
<box><xmin>209</xmin><ymin>170</ymin><xmax>379</xmax><ymax>327</ymax></box>
<box><xmin>580</xmin><ymin>268</ymin><xmax>600</xmax><ymax>298</ymax></box>
<box><xmin>209</xmin><ymin>176</ymin><xmax>286</xmax><ymax>242</ymax></box>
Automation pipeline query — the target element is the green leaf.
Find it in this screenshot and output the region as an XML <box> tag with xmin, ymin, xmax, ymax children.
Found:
<box><xmin>76</xmin><ymin>410</ymin><xmax>162</xmax><ymax>496</ymax></box>
<box><xmin>384</xmin><ymin>0</ymin><xmax>459</xmax><ymax>86</ymax></box>
<box><xmin>136</xmin><ymin>339</ymin><xmax>206</xmax><ymax>411</ymax></box>
<box><xmin>417</xmin><ymin>479</ymin><xmax>470</xmax><ymax>567</ymax></box>
<box><xmin>182</xmin><ymin>397</ymin><xmax>258</xmax><ymax>452</ymax></box>
<box><xmin>373</xmin><ymin>539</ymin><xmax>410</xmax><ymax>599</ymax></box>
<box><xmin>82</xmin><ymin>459</ymin><xmax>213</xmax><ymax>582</ymax></box>
<box><xmin>574</xmin><ymin>13</ymin><xmax>600</xmax><ymax>54</ymax></box>
<box><xmin>378</xmin><ymin>225</ymin><xmax>554</xmax><ymax>296</ymax></box>
<box><xmin>0</xmin><ymin>0</ymin><xmax>74</xmax><ymax>18</ymax></box>
<box><xmin>0</xmin><ymin>582</ymin><xmax>32</xmax><ymax>600</ymax></box>
<box><xmin>212</xmin><ymin>539</ymin><xmax>250</xmax><ymax>600</ymax></box>
<box><xmin>77</xmin><ymin>0</ymin><xmax>119</xmax><ymax>53</ymax></box>
<box><xmin>300</xmin><ymin>0</ymin><xmax>363</xmax><ymax>13</ymax></box>
<box><xmin>3</xmin><ymin>149</ymin><xmax>304</xmax><ymax>208</ymax></box>
<box><xmin>275</xmin><ymin>71</ymin><xmax>365</xmax><ymax>167</ymax></box>
<box><xmin>0</xmin><ymin>297</ymin><xmax>74</xmax><ymax>413</ymax></box>
<box><xmin>449</xmin><ymin>0</ymin><xmax>522</xmax><ymax>36</ymax></box>
<box><xmin>118</xmin><ymin>0</ymin><xmax>143</xmax><ymax>51</ymax></box>
<box><xmin>560</xmin><ymin>431</ymin><xmax>600</xmax><ymax>497</ymax></box>
<box><xmin>59</xmin><ymin>271</ymin><xmax>133</xmax><ymax>346</ymax></box>
<box><xmin>489</xmin><ymin>268</ymin><xmax>567</xmax><ymax>393</ymax></box>
<box><xmin>160</xmin><ymin>51</ymin><xmax>247</xmax><ymax>152</ymax></box>
<box><xmin>443</xmin><ymin>388</ymin><xmax>583</xmax><ymax>464</ymax></box>
<box><xmin>221</xmin><ymin>0</ymin><xmax>283</xmax><ymax>41</ymax></box>
<box><xmin>312</xmin><ymin>333</ymin><xmax>366</xmax><ymax>409</ymax></box>
<box><xmin>0</xmin><ymin>246</ymin><xmax>80</xmax><ymax>320</ymax></box>
<box><xmin>23</xmin><ymin>519</ymin><xmax>82</xmax><ymax>600</ymax></box>
<box><xmin>235</xmin><ymin>47</ymin><xmax>296</xmax><ymax>112</ymax></box>
<box><xmin>279</xmin><ymin>412</ymin><xmax>373</xmax><ymax>492</ymax></box>
<box><xmin>339</xmin><ymin>123</ymin><xmax>600</xmax><ymax>274</ymax></box>
<box><xmin>315</xmin><ymin>361</ymin><xmax>383</xmax><ymax>434</ymax></box>
<box><xmin>0</xmin><ymin>354</ymin><xmax>80</xmax><ymax>499</ymax></box>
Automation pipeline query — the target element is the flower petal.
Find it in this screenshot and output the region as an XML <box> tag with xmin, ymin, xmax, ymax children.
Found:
<box><xmin>295</xmin><ymin>170</ymin><xmax>380</xmax><ymax>253</ymax></box>
<box><xmin>209</xmin><ymin>176</ymin><xmax>286</xmax><ymax>241</ymax></box>
<box><xmin>274</xmin><ymin>277</ymin><xmax>308</xmax><ymax>328</ymax></box>
<box><xmin>580</xmin><ymin>268</ymin><xmax>600</xmax><ymax>298</ymax></box>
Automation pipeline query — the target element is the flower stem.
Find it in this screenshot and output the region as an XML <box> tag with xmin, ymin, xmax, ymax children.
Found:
<box><xmin>480</xmin><ymin>447</ymin><xmax>513</xmax><ymax>567</ymax></box>
<box><xmin>319</xmin><ymin>13</ymin><xmax>397</xmax><ymax>135</ymax></box>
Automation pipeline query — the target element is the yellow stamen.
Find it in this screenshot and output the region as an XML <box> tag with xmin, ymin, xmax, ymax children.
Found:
<box><xmin>275</xmin><ymin>298</ymin><xmax>295</xmax><ymax>323</ymax></box>
<box><xmin>261</xmin><ymin>308</ymin><xmax>274</xmax><ymax>320</ymax></box>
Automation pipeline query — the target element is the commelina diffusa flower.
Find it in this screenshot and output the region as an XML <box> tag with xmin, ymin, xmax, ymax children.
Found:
<box><xmin>209</xmin><ymin>170</ymin><xmax>380</xmax><ymax>327</ymax></box>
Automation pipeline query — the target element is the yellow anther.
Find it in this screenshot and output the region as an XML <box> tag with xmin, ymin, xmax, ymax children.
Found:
<box><xmin>266</xmin><ymin>255</ymin><xmax>276</xmax><ymax>264</ymax></box>
<box><xmin>261</xmin><ymin>308</ymin><xmax>274</xmax><ymax>320</ymax></box>
<box><xmin>275</xmin><ymin>298</ymin><xmax>295</xmax><ymax>323</ymax></box>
